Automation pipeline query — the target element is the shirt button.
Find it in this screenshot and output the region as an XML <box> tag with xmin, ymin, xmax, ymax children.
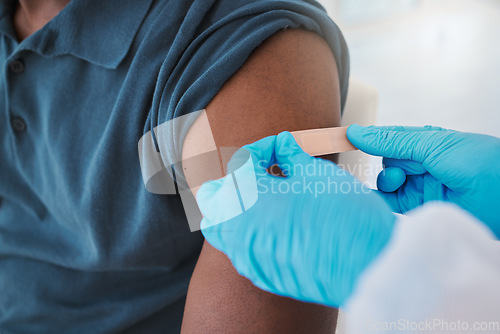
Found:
<box><xmin>9</xmin><ymin>59</ymin><xmax>25</xmax><ymax>73</ymax></box>
<box><xmin>11</xmin><ymin>116</ymin><xmax>27</xmax><ymax>133</ymax></box>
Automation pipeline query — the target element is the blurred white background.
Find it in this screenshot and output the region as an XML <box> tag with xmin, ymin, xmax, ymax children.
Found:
<box><xmin>318</xmin><ymin>0</ymin><xmax>500</xmax><ymax>137</ymax></box>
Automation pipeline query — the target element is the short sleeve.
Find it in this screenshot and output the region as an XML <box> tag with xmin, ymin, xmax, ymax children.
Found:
<box><xmin>150</xmin><ymin>0</ymin><xmax>349</xmax><ymax>185</ymax></box>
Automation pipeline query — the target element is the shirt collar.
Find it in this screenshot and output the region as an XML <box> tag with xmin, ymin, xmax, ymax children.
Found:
<box><xmin>0</xmin><ymin>0</ymin><xmax>154</xmax><ymax>69</ymax></box>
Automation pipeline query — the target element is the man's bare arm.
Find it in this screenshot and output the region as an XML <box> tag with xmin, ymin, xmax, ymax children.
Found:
<box><xmin>181</xmin><ymin>28</ymin><xmax>342</xmax><ymax>333</ymax></box>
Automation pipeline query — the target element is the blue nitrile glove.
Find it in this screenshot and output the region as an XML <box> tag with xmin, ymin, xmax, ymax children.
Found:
<box><xmin>197</xmin><ymin>132</ymin><xmax>396</xmax><ymax>307</ymax></box>
<box><xmin>347</xmin><ymin>124</ymin><xmax>500</xmax><ymax>237</ymax></box>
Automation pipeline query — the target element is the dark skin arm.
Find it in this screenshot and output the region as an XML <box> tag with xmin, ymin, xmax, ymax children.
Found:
<box><xmin>181</xmin><ymin>28</ymin><xmax>342</xmax><ymax>333</ymax></box>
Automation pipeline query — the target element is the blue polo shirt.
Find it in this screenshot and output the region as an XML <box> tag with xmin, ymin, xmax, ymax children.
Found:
<box><xmin>0</xmin><ymin>0</ymin><xmax>349</xmax><ymax>333</ymax></box>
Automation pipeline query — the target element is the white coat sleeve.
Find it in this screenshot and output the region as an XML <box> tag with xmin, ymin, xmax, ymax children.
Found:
<box><xmin>343</xmin><ymin>202</ymin><xmax>500</xmax><ymax>334</ymax></box>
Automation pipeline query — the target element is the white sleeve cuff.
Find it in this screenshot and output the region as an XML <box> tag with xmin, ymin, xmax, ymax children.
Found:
<box><xmin>344</xmin><ymin>202</ymin><xmax>500</xmax><ymax>334</ymax></box>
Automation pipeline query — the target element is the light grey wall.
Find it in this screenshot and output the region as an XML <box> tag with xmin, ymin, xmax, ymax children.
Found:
<box><xmin>319</xmin><ymin>0</ymin><xmax>500</xmax><ymax>137</ymax></box>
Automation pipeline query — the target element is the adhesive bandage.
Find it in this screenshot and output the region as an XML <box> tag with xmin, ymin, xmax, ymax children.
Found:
<box><xmin>291</xmin><ymin>126</ymin><xmax>357</xmax><ymax>156</ymax></box>
<box><xmin>139</xmin><ymin>108</ymin><xmax>360</xmax><ymax>231</ymax></box>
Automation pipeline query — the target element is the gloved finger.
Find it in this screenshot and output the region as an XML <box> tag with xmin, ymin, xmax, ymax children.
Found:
<box><xmin>202</xmin><ymin>217</ymin><xmax>242</xmax><ymax>264</ymax></box>
<box><xmin>369</xmin><ymin>125</ymin><xmax>447</xmax><ymax>132</ymax></box>
<box><xmin>200</xmin><ymin>217</ymin><xmax>224</xmax><ymax>251</ymax></box>
<box><xmin>382</xmin><ymin>157</ymin><xmax>427</xmax><ymax>175</ymax></box>
<box><xmin>197</xmin><ymin>177</ymin><xmax>226</xmax><ymax>219</ymax></box>
<box><xmin>346</xmin><ymin>124</ymin><xmax>447</xmax><ymax>162</ymax></box>
<box><xmin>377</xmin><ymin>167</ymin><xmax>406</xmax><ymax>192</ymax></box>
<box><xmin>197</xmin><ymin>175</ymin><xmax>247</xmax><ymax>228</ymax></box>
<box><xmin>274</xmin><ymin>131</ymin><xmax>317</xmax><ymax>176</ymax></box>
<box><xmin>379</xmin><ymin>173</ymin><xmax>446</xmax><ymax>213</ymax></box>
<box><xmin>227</xmin><ymin>135</ymin><xmax>277</xmax><ymax>174</ymax></box>
<box><xmin>373</xmin><ymin>189</ymin><xmax>403</xmax><ymax>214</ymax></box>
<box><xmin>396</xmin><ymin>175</ymin><xmax>425</xmax><ymax>213</ymax></box>
<box><xmin>423</xmin><ymin>173</ymin><xmax>447</xmax><ymax>202</ymax></box>
<box><xmin>375</xmin><ymin>174</ymin><xmax>429</xmax><ymax>214</ymax></box>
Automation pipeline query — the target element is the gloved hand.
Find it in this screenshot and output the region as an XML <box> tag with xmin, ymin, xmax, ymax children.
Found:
<box><xmin>197</xmin><ymin>131</ymin><xmax>396</xmax><ymax>307</ymax></box>
<box><xmin>346</xmin><ymin>124</ymin><xmax>500</xmax><ymax>237</ymax></box>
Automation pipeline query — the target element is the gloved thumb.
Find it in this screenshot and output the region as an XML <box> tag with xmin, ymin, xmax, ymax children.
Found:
<box><xmin>274</xmin><ymin>131</ymin><xmax>316</xmax><ymax>176</ymax></box>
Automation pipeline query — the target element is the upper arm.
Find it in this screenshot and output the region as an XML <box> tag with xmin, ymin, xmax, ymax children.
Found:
<box><xmin>180</xmin><ymin>28</ymin><xmax>342</xmax><ymax>333</ymax></box>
